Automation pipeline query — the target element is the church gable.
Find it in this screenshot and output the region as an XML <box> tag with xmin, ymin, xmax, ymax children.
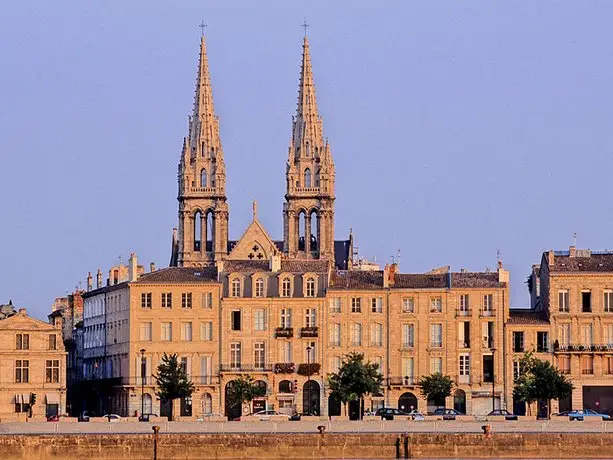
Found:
<box><xmin>0</xmin><ymin>311</ymin><xmax>56</xmax><ymax>331</ymax></box>
<box><xmin>227</xmin><ymin>215</ymin><xmax>278</xmax><ymax>261</ymax></box>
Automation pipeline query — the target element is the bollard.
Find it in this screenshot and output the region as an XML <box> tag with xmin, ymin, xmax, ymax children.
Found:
<box><xmin>395</xmin><ymin>436</ymin><xmax>401</xmax><ymax>459</ymax></box>
<box><xmin>402</xmin><ymin>433</ymin><xmax>410</xmax><ymax>459</ymax></box>
<box><xmin>317</xmin><ymin>425</ymin><xmax>326</xmax><ymax>435</ymax></box>
<box><xmin>152</xmin><ymin>425</ymin><xmax>160</xmax><ymax>460</ymax></box>
<box><xmin>481</xmin><ymin>424</ymin><xmax>491</xmax><ymax>437</ymax></box>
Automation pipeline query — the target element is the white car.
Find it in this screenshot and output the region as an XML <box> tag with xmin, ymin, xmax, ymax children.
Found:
<box><xmin>408</xmin><ymin>410</ymin><xmax>425</xmax><ymax>421</ymax></box>
<box><xmin>101</xmin><ymin>414</ymin><xmax>121</xmax><ymax>422</ymax></box>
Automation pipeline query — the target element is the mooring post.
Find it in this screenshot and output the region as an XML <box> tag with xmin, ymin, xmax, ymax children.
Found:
<box><xmin>395</xmin><ymin>435</ymin><xmax>401</xmax><ymax>459</ymax></box>
<box><xmin>152</xmin><ymin>425</ymin><xmax>160</xmax><ymax>460</ymax></box>
<box><xmin>403</xmin><ymin>433</ymin><xmax>410</xmax><ymax>459</ymax></box>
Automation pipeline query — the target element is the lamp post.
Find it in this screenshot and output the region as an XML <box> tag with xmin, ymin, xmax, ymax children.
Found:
<box><xmin>306</xmin><ymin>346</ymin><xmax>312</xmax><ymax>415</ymax></box>
<box><xmin>140</xmin><ymin>348</ymin><xmax>146</xmax><ymax>418</ymax></box>
<box><xmin>491</xmin><ymin>347</ymin><xmax>497</xmax><ymax>412</ymax></box>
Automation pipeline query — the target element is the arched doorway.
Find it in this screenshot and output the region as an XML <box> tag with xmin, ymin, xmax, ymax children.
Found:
<box><xmin>225</xmin><ymin>380</ymin><xmax>241</xmax><ymax>421</ymax></box>
<box><xmin>143</xmin><ymin>393</ymin><xmax>153</xmax><ymax>414</ymax></box>
<box><xmin>328</xmin><ymin>394</ymin><xmax>341</xmax><ymax>417</ymax></box>
<box><xmin>201</xmin><ymin>393</ymin><xmax>212</xmax><ymax>415</ymax></box>
<box><xmin>427</xmin><ymin>395</ymin><xmax>445</xmax><ymax>414</ymax></box>
<box><xmin>398</xmin><ymin>392</ymin><xmax>418</xmax><ymax>413</ymax></box>
<box><xmin>252</xmin><ymin>380</ymin><xmax>267</xmax><ymax>413</ymax></box>
<box><xmin>302</xmin><ymin>380</ymin><xmax>320</xmax><ymax>415</ymax></box>
<box><xmin>453</xmin><ymin>389</ymin><xmax>466</xmax><ymax>414</ymax></box>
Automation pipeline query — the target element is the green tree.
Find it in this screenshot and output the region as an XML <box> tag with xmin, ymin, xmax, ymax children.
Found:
<box><xmin>417</xmin><ymin>372</ymin><xmax>454</xmax><ymax>409</ymax></box>
<box><xmin>327</xmin><ymin>352</ymin><xmax>383</xmax><ymax>419</ymax></box>
<box><xmin>154</xmin><ymin>353</ymin><xmax>194</xmax><ymax>415</ymax></box>
<box><xmin>225</xmin><ymin>375</ymin><xmax>266</xmax><ymax>415</ymax></box>
<box><xmin>513</xmin><ymin>351</ymin><xmax>573</xmax><ymax>418</ymax></box>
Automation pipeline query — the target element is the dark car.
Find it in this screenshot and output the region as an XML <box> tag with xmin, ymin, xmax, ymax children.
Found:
<box><xmin>431</xmin><ymin>408</ymin><xmax>463</xmax><ymax>420</ymax></box>
<box><xmin>138</xmin><ymin>413</ymin><xmax>159</xmax><ymax>422</ymax></box>
<box><xmin>375</xmin><ymin>408</ymin><xmax>409</xmax><ymax>421</ymax></box>
<box><xmin>488</xmin><ymin>409</ymin><xmax>518</xmax><ymax>421</ymax></box>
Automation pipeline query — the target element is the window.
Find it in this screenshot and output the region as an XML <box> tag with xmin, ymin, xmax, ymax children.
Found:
<box><xmin>559</xmin><ymin>355</ymin><xmax>571</xmax><ymax>374</ymax></box>
<box><xmin>180</xmin><ymin>356</ymin><xmax>191</xmax><ymax>377</ymax></box>
<box><xmin>483</xmin><ymin>355</ymin><xmax>494</xmax><ymax>382</ymax></box>
<box><xmin>605</xmin><ymin>291</ymin><xmax>613</xmax><ymax>313</ymax></box>
<box><xmin>141</xmin><ymin>293</ymin><xmax>152</xmax><ymax>309</ymax></box>
<box><xmin>49</xmin><ymin>334</ymin><xmax>57</xmax><ymax>350</ymax></box>
<box><xmin>329</xmin><ymin>297</ymin><xmax>341</xmax><ymax>314</ymax></box>
<box><xmin>16</xmin><ymin>334</ymin><xmax>29</xmax><ymax>350</ymax></box>
<box><xmin>254</xmin><ymin>278</ymin><xmax>265</xmax><ymax>297</ymax></box>
<box><xmin>402</xmin><ymin>357</ymin><xmax>414</xmax><ymax>381</ymax></box>
<box><xmin>430</xmin><ymin>324</ymin><xmax>443</xmax><ymax>347</ymax></box>
<box><xmin>513</xmin><ymin>361</ymin><xmax>521</xmax><ymax>380</ymax></box>
<box><xmin>254</xmin><ymin>342</ymin><xmax>266</xmax><ymax>369</ymax></box>
<box><xmin>604</xmin><ymin>324</ymin><xmax>613</xmax><ymax>346</ymax></box>
<box><xmin>606</xmin><ymin>357</ymin><xmax>613</xmax><ymax>375</ymax></box>
<box><xmin>230</xmin><ymin>343</ymin><xmax>241</xmax><ymax>369</ymax></box>
<box><xmin>559</xmin><ymin>324</ymin><xmax>571</xmax><ymax>346</ymax></box>
<box><xmin>351</xmin><ymin>297</ymin><xmax>362</xmax><ymax>313</ymax></box>
<box><xmin>182</xmin><ymin>293</ymin><xmax>193</xmax><ymax>309</ymax></box>
<box><xmin>161</xmin><ymin>322</ymin><xmax>172</xmax><ymax>341</ymax></box>
<box><xmin>200</xmin><ymin>168</ymin><xmax>207</xmax><ymax>187</ymax></box>
<box><xmin>281</xmin><ymin>278</ymin><xmax>292</xmax><ymax>297</ymax></box>
<box><xmin>280</xmin><ymin>341</ymin><xmax>292</xmax><ymax>363</ymax></box>
<box><xmin>162</xmin><ymin>292</ymin><xmax>172</xmax><ymax>308</ymax></box>
<box><xmin>558</xmin><ymin>290</ymin><xmax>569</xmax><ymax>312</ymax></box>
<box><xmin>430</xmin><ymin>357</ymin><xmax>443</xmax><ymax>374</ymax></box>
<box><xmin>202</xmin><ymin>292</ymin><xmax>213</xmax><ymax>309</ymax></box>
<box><xmin>181</xmin><ymin>322</ymin><xmax>193</xmax><ymax>341</ymax></box>
<box><xmin>305</xmin><ymin>308</ymin><xmax>316</xmax><ymax>328</ymax></box>
<box><xmin>140</xmin><ymin>322</ymin><xmax>152</xmax><ymax>341</ymax></box>
<box><xmin>45</xmin><ymin>360</ymin><xmax>60</xmax><ymax>383</ymax></box>
<box><xmin>537</xmin><ymin>331</ymin><xmax>549</xmax><ymax>353</ymax></box>
<box><xmin>459</xmin><ymin>294</ymin><xmax>470</xmax><ymax>311</ymax></box>
<box><xmin>201</xmin><ymin>322</ymin><xmax>213</xmax><ymax>341</ymax></box>
<box><xmin>329</xmin><ymin>323</ymin><xmax>341</xmax><ymax>346</ymax></box>
<box><xmin>231</xmin><ymin>310</ymin><xmax>242</xmax><ymax>331</ymax></box>
<box><xmin>483</xmin><ymin>322</ymin><xmax>495</xmax><ymax>349</ymax></box>
<box><xmin>305</xmin><ymin>341</ymin><xmax>316</xmax><ymax>361</ymax></box>
<box><xmin>304</xmin><ymin>168</ymin><xmax>311</xmax><ymax>187</ymax></box>
<box><xmin>582</xmin><ymin>355</ymin><xmax>594</xmax><ymax>374</ymax></box>
<box><xmin>430</xmin><ymin>297</ymin><xmax>442</xmax><ymax>313</ymax></box>
<box><xmin>482</xmin><ymin>294</ymin><xmax>493</xmax><ymax>312</ymax></box>
<box><xmin>371</xmin><ymin>297</ymin><xmax>383</xmax><ymax>313</ymax></box>
<box><xmin>254</xmin><ymin>309</ymin><xmax>266</xmax><ymax>331</ymax></box>
<box><xmin>402</xmin><ymin>324</ymin><xmax>414</xmax><ymax>348</ymax></box>
<box><xmin>512</xmin><ymin>332</ymin><xmax>524</xmax><ymax>353</ymax></box>
<box><xmin>582</xmin><ymin>291</ymin><xmax>592</xmax><ymax>313</ymax></box>
<box><xmin>371</xmin><ymin>323</ymin><xmax>383</xmax><ymax>347</ymax></box>
<box><xmin>15</xmin><ymin>360</ymin><xmax>29</xmax><ymax>383</ymax></box>
<box><xmin>231</xmin><ymin>278</ymin><xmax>241</xmax><ymax>297</ymax></box>
<box><xmin>331</xmin><ymin>356</ymin><xmax>342</xmax><ymax>372</ymax></box>
<box><xmin>582</xmin><ymin>324</ymin><xmax>593</xmax><ymax>347</ymax></box>
<box><xmin>280</xmin><ymin>309</ymin><xmax>292</xmax><ymax>328</ymax></box>
<box><xmin>459</xmin><ymin>354</ymin><xmax>470</xmax><ymax>382</ymax></box>
<box><xmin>351</xmin><ymin>323</ymin><xmax>362</xmax><ymax>346</ymax></box>
<box><xmin>458</xmin><ymin>321</ymin><xmax>470</xmax><ymax>348</ymax></box>
<box><xmin>402</xmin><ymin>297</ymin><xmax>415</xmax><ymax>313</ymax></box>
<box><xmin>305</xmin><ymin>277</ymin><xmax>316</xmax><ymax>297</ymax></box>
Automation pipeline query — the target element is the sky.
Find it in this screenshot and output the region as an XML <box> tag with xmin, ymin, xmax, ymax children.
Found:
<box><xmin>1</xmin><ymin>1</ymin><xmax>612</xmax><ymax>320</ymax></box>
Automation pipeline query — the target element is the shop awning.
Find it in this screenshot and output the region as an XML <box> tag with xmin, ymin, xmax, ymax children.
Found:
<box><xmin>21</xmin><ymin>394</ymin><xmax>30</xmax><ymax>404</ymax></box>
<box><xmin>46</xmin><ymin>393</ymin><xmax>60</xmax><ymax>405</ymax></box>
<box><xmin>14</xmin><ymin>394</ymin><xmax>21</xmax><ymax>404</ymax></box>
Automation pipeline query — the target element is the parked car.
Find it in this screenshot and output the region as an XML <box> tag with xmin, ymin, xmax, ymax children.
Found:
<box><xmin>408</xmin><ymin>410</ymin><xmax>425</xmax><ymax>421</ymax></box>
<box><xmin>78</xmin><ymin>411</ymin><xmax>92</xmax><ymax>422</ymax></box>
<box><xmin>375</xmin><ymin>408</ymin><xmax>410</xmax><ymax>421</ymax></box>
<box><xmin>101</xmin><ymin>414</ymin><xmax>121</xmax><ymax>422</ymax></box>
<box><xmin>233</xmin><ymin>410</ymin><xmax>289</xmax><ymax>421</ymax></box>
<box><xmin>196</xmin><ymin>413</ymin><xmax>224</xmax><ymax>422</ymax></box>
<box><xmin>553</xmin><ymin>411</ymin><xmax>570</xmax><ymax>417</ymax></box>
<box><xmin>431</xmin><ymin>408</ymin><xmax>463</xmax><ymax>420</ymax></box>
<box><xmin>488</xmin><ymin>409</ymin><xmax>518</xmax><ymax>421</ymax></box>
<box><xmin>47</xmin><ymin>414</ymin><xmax>61</xmax><ymax>422</ymax></box>
<box><xmin>138</xmin><ymin>413</ymin><xmax>159</xmax><ymax>422</ymax></box>
<box><xmin>568</xmin><ymin>409</ymin><xmax>611</xmax><ymax>421</ymax></box>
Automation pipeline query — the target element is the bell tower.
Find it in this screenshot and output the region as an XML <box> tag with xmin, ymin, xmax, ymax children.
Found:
<box><xmin>177</xmin><ymin>35</ymin><xmax>229</xmax><ymax>267</ymax></box>
<box><xmin>283</xmin><ymin>36</ymin><xmax>336</xmax><ymax>260</ymax></box>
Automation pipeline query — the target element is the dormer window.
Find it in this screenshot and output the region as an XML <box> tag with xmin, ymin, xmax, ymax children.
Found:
<box><xmin>254</xmin><ymin>277</ymin><xmax>265</xmax><ymax>298</ymax></box>
<box><xmin>305</xmin><ymin>276</ymin><xmax>316</xmax><ymax>297</ymax></box>
<box><xmin>281</xmin><ymin>277</ymin><xmax>292</xmax><ymax>297</ymax></box>
<box><xmin>230</xmin><ymin>277</ymin><xmax>241</xmax><ymax>298</ymax></box>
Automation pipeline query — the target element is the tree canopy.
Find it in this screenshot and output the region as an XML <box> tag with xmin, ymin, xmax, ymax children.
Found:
<box><xmin>327</xmin><ymin>352</ymin><xmax>383</xmax><ymax>412</ymax></box>
<box><xmin>154</xmin><ymin>353</ymin><xmax>194</xmax><ymax>402</ymax></box>
<box><xmin>417</xmin><ymin>372</ymin><xmax>454</xmax><ymax>406</ymax></box>
<box><xmin>225</xmin><ymin>375</ymin><xmax>266</xmax><ymax>411</ymax></box>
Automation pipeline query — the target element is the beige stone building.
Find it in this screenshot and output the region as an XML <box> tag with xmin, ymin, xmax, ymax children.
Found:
<box><xmin>0</xmin><ymin>308</ymin><xmax>66</xmax><ymax>419</ymax></box>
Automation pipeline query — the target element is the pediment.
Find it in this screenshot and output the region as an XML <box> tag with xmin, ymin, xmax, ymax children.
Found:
<box><xmin>227</xmin><ymin>218</ymin><xmax>278</xmax><ymax>261</ymax></box>
<box><xmin>0</xmin><ymin>313</ymin><xmax>56</xmax><ymax>331</ymax></box>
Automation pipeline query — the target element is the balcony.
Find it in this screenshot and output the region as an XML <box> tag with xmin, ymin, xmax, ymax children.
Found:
<box><xmin>480</xmin><ymin>309</ymin><xmax>496</xmax><ymax>318</ymax></box>
<box><xmin>582</xmin><ymin>369</ymin><xmax>594</xmax><ymax>375</ymax></box>
<box><xmin>122</xmin><ymin>376</ymin><xmax>154</xmax><ymax>386</ymax></box>
<box><xmin>386</xmin><ymin>376</ymin><xmax>415</xmax><ymax>387</ymax></box>
<box><xmin>297</xmin><ymin>363</ymin><xmax>320</xmax><ymax>376</ymax></box>
<box><xmin>193</xmin><ymin>375</ymin><xmax>220</xmax><ymax>385</ymax></box>
<box><xmin>219</xmin><ymin>364</ymin><xmax>273</xmax><ymax>373</ymax></box>
<box><xmin>275</xmin><ymin>327</ymin><xmax>294</xmax><ymax>338</ymax></box>
<box><xmin>554</xmin><ymin>343</ymin><xmax>613</xmax><ymax>353</ymax></box>
<box><xmin>456</xmin><ymin>309</ymin><xmax>472</xmax><ymax>317</ymax></box>
<box><xmin>273</xmin><ymin>363</ymin><xmax>295</xmax><ymax>374</ymax></box>
<box><xmin>300</xmin><ymin>327</ymin><xmax>319</xmax><ymax>338</ymax></box>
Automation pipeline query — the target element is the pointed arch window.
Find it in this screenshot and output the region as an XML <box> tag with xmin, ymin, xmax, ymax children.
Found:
<box><xmin>305</xmin><ymin>143</ymin><xmax>310</xmax><ymax>157</ymax></box>
<box><xmin>304</xmin><ymin>168</ymin><xmax>312</xmax><ymax>188</ymax></box>
<box><xmin>200</xmin><ymin>169</ymin><xmax>207</xmax><ymax>188</ymax></box>
<box><xmin>315</xmin><ymin>169</ymin><xmax>320</xmax><ymax>188</ymax></box>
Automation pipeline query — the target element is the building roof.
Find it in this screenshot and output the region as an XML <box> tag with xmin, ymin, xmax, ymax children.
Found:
<box><xmin>330</xmin><ymin>270</ymin><xmax>384</xmax><ymax>290</ymax></box>
<box><xmin>508</xmin><ymin>309</ymin><xmax>550</xmax><ymax>325</ymax></box>
<box><xmin>135</xmin><ymin>267</ymin><xmax>218</xmax><ymax>284</ymax></box>
<box><xmin>550</xmin><ymin>252</ymin><xmax>613</xmax><ymax>273</ymax></box>
<box><xmin>222</xmin><ymin>259</ymin><xmax>329</xmax><ymax>275</ymax></box>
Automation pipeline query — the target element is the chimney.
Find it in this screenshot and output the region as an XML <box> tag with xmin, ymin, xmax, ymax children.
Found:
<box><xmin>18</xmin><ymin>308</ymin><xmax>26</xmax><ymax>316</ymax></box>
<box><xmin>86</xmin><ymin>272</ymin><xmax>93</xmax><ymax>291</ymax></box>
<box><xmin>150</xmin><ymin>262</ymin><xmax>156</xmax><ymax>273</ymax></box>
<box><xmin>269</xmin><ymin>253</ymin><xmax>281</xmax><ymax>272</ymax></box>
<box><xmin>129</xmin><ymin>253</ymin><xmax>138</xmax><ymax>282</ymax></box>
<box><xmin>569</xmin><ymin>246</ymin><xmax>577</xmax><ymax>258</ymax></box>
<box><xmin>548</xmin><ymin>250</ymin><xmax>555</xmax><ymax>267</ymax></box>
<box><xmin>498</xmin><ymin>266</ymin><xmax>510</xmax><ymax>284</ymax></box>
<box><xmin>383</xmin><ymin>263</ymin><xmax>396</xmax><ymax>288</ymax></box>
<box><xmin>96</xmin><ymin>269</ymin><xmax>102</xmax><ymax>289</ymax></box>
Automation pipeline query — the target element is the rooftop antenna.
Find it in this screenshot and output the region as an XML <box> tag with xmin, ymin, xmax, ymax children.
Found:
<box><xmin>301</xmin><ymin>17</ymin><xmax>309</xmax><ymax>37</ymax></box>
<box><xmin>199</xmin><ymin>20</ymin><xmax>207</xmax><ymax>37</ymax></box>
<box><xmin>395</xmin><ymin>249</ymin><xmax>401</xmax><ymax>267</ymax></box>
<box><xmin>572</xmin><ymin>232</ymin><xmax>577</xmax><ymax>247</ymax></box>
<box><xmin>496</xmin><ymin>249</ymin><xmax>501</xmax><ymax>263</ymax></box>
<box><xmin>118</xmin><ymin>255</ymin><xmax>123</xmax><ymax>266</ymax></box>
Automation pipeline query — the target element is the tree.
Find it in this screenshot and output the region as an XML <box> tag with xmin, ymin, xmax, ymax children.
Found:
<box><xmin>327</xmin><ymin>352</ymin><xmax>383</xmax><ymax>419</ymax></box>
<box><xmin>154</xmin><ymin>353</ymin><xmax>194</xmax><ymax>416</ymax></box>
<box><xmin>417</xmin><ymin>372</ymin><xmax>453</xmax><ymax>409</ymax></box>
<box><xmin>225</xmin><ymin>375</ymin><xmax>266</xmax><ymax>415</ymax></box>
<box><xmin>513</xmin><ymin>351</ymin><xmax>573</xmax><ymax>418</ymax></box>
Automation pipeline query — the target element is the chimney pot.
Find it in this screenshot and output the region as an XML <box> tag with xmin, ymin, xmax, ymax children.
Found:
<box><xmin>150</xmin><ymin>262</ymin><xmax>156</xmax><ymax>273</ymax></box>
<box><xmin>129</xmin><ymin>253</ymin><xmax>138</xmax><ymax>282</ymax></box>
<box><xmin>569</xmin><ymin>246</ymin><xmax>577</xmax><ymax>258</ymax></box>
<box><xmin>18</xmin><ymin>308</ymin><xmax>26</xmax><ymax>315</ymax></box>
<box><xmin>96</xmin><ymin>269</ymin><xmax>103</xmax><ymax>289</ymax></box>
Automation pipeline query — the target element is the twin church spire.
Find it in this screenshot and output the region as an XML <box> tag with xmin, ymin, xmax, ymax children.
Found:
<box><xmin>175</xmin><ymin>32</ymin><xmax>335</xmax><ymax>267</ymax></box>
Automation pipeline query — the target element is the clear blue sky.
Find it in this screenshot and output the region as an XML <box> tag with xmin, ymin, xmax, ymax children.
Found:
<box><xmin>1</xmin><ymin>1</ymin><xmax>612</xmax><ymax>319</ymax></box>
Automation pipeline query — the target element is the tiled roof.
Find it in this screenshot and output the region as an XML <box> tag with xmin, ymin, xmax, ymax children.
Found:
<box><xmin>551</xmin><ymin>253</ymin><xmax>613</xmax><ymax>273</ymax></box>
<box><xmin>451</xmin><ymin>272</ymin><xmax>503</xmax><ymax>288</ymax></box>
<box><xmin>223</xmin><ymin>260</ymin><xmax>269</xmax><ymax>273</ymax></box>
<box><xmin>135</xmin><ymin>267</ymin><xmax>218</xmax><ymax>283</ymax></box>
<box><xmin>508</xmin><ymin>309</ymin><xmax>550</xmax><ymax>325</ymax></box>
<box><xmin>394</xmin><ymin>274</ymin><xmax>447</xmax><ymax>289</ymax></box>
<box><xmin>281</xmin><ymin>260</ymin><xmax>329</xmax><ymax>273</ymax></box>
<box><xmin>330</xmin><ymin>271</ymin><xmax>383</xmax><ymax>290</ymax></box>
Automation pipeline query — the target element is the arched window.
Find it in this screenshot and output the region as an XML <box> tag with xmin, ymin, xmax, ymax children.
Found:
<box><xmin>304</xmin><ymin>169</ymin><xmax>311</xmax><ymax>188</ymax></box>
<box><xmin>200</xmin><ymin>169</ymin><xmax>207</xmax><ymax>188</ymax></box>
<box><xmin>281</xmin><ymin>278</ymin><xmax>292</xmax><ymax>297</ymax></box>
<box><xmin>143</xmin><ymin>393</ymin><xmax>153</xmax><ymax>414</ymax></box>
<box><xmin>231</xmin><ymin>278</ymin><xmax>241</xmax><ymax>297</ymax></box>
<box><xmin>194</xmin><ymin>211</ymin><xmax>202</xmax><ymax>251</ymax></box>
<box><xmin>305</xmin><ymin>143</ymin><xmax>310</xmax><ymax>157</ymax></box>
<box><xmin>254</xmin><ymin>278</ymin><xmax>265</xmax><ymax>298</ymax></box>
<box><xmin>306</xmin><ymin>277</ymin><xmax>316</xmax><ymax>297</ymax></box>
<box><xmin>211</xmin><ymin>164</ymin><xmax>216</xmax><ymax>188</ymax></box>
<box><xmin>202</xmin><ymin>393</ymin><xmax>213</xmax><ymax>415</ymax></box>
<box><xmin>315</xmin><ymin>169</ymin><xmax>320</xmax><ymax>188</ymax></box>
<box><xmin>279</xmin><ymin>380</ymin><xmax>293</xmax><ymax>393</ymax></box>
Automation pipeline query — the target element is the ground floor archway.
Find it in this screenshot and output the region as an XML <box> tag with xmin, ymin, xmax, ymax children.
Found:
<box><xmin>224</xmin><ymin>380</ymin><xmax>241</xmax><ymax>421</ymax></box>
<box><xmin>453</xmin><ymin>389</ymin><xmax>466</xmax><ymax>414</ymax></box>
<box><xmin>328</xmin><ymin>394</ymin><xmax>341</xmax><ymax>417</ymax></box>
<box><xmin>398</xmin><ymin>392</ymin><xmax>418</xmax><ymax>412</ymax></box>
<box><xmin>302</xmin><ymin>380</ymin><xmax>320</xmax><ymax>415</ymax></box>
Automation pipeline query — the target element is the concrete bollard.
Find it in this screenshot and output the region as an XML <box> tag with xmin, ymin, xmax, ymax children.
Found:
<box><xmin>317</xmin><ymin>425</ymin><xmax>326</xmax><ymax>435</ymax></box>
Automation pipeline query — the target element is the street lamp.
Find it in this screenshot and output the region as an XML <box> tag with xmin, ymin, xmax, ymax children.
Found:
<box><xmin>491</xmin><ymin>347</ymin><xmax>497</xmax><ymax>412</ymax></box>
<box><xmin>140</xmin><ymin>348</ymin><xmax>146</xmax><ymax>418</ymax></box>
<box><xmin>306</xmin><ymin>346</ymin><xmax>312</xmax><ymax>415</ymax></box>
